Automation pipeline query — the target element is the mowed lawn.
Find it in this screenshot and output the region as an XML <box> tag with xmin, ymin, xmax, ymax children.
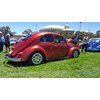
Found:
<box><xmin>0</xmin><ymin>51</ymin><xmax>100</xmax><ymax>78</ymax></box>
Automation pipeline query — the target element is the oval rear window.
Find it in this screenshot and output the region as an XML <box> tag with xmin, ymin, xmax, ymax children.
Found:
<box><xmin>25</xmin><ymin>34</ymin><xmax>32</xmax><ymax>39</ymax></box>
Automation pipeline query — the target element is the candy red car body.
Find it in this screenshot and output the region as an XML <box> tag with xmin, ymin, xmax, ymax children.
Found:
<box><xmin>5</xmin><ymin>32</ymin><xmax>80</xmax><ymax>65</ymax></box>
<box><xmin>67</xmin><ymin>38</ymin><xmax>82</xmax><ymax>48</ymax></box>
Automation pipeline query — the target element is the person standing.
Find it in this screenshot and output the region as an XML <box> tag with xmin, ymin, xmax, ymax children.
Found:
<box><xmin>81</xmin><ymin>34</ymin><xmax>89</xmax><ymax>52</ymax></box>
<box><xmin>72</xmin><ymin>33</ymin><xmax>79</xmax><ymax>46</ymax></box>
<box><xmin>0</xmin><ymin>31</ymin><xmax>4</xmax><ymax>52</ymax></box>
<box><xmin>5</xmin><ymin>32</ymin><xmax>10</xmax><ymax>53</ymax></box>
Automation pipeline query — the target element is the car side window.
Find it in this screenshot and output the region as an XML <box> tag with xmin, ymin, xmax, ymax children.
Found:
<box><xmin>54</xmin><ymin>36</ymin><xmax>66</xmax><ymax>43</ymax></box>
<box><xmin>40</xmin><ymin>35</ymin><xmax>53</xmax><ymax>42</ymax></box>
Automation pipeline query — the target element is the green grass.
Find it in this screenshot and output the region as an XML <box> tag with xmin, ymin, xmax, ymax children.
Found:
<box><xmin>0</xmin><ymin>50</ymin><xmax>100</xmax><ymax>78</ymax></box>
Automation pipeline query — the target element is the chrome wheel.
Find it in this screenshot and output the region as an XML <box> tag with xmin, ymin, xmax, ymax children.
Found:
<box><xmin>73</xmin><ymin>50</ymin><xmax>79</xmax><ymax>58</ymax></box>
<box><xmin>31</xmin><ymin>53</ymin><xmax>43</xmax><ymax>65</ymax></box>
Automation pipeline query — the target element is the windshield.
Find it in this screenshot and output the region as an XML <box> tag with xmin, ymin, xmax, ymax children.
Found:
<box><xmin>89</xmin><ymin>39</ymin><xmax>100</xmax><ymax>43</ymax></box>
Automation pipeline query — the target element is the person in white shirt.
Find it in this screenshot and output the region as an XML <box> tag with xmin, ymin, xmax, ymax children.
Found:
<box><xmin>81</xmin><ymin>34</ymin><xmax>89</xmax><ymax>52</ymax></box>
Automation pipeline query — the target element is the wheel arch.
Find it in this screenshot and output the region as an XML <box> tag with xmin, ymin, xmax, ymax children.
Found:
<box><xmin>68</xmin><ymin>47</ymin><xmax>80</xmax><ymax>58</ymax></box>
<box><xmin>28</xmin><ymin>50</ymin><xmax>47</xmax><ymax>62</ymax></box>
<box><xmin>21</xmin><ymin>46</ymin><xmax>47</xmax><ymax>61</ymax></box>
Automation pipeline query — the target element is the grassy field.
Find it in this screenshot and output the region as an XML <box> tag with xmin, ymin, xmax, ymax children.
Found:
<box><xmin>0</xmin><ymin>50</ymin><xmax>100</xmax><ymax>78</ymax></box>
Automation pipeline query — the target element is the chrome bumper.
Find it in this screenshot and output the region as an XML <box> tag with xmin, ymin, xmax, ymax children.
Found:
<box><xmin>5</xmin><ymin>56</ymin><xmax>21</xmax><ymax>62</ymax></box>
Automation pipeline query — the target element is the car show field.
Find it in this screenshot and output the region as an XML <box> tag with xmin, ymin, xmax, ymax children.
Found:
<box><xmin>0</xmin><ymin>23</ymin><xmax>100</xmax><ymax>78</ymax></box>
<box><xmin>0</xmin><ymin>50</ymin><xmax>100</xmax><ymax>78</ymax></box>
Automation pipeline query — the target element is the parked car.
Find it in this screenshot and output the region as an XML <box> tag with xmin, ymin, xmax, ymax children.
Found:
<box><xmin>10</xmin><ymin>38</ymin><xmax>17</xmax><ymax>45</ymax></box>
<box><xmin>5</xmin><ymin>32</ymin><xmax>80</xmax><ymax>65</ymax></box>
<box><xmin>14</xmin><ymin>37</ymin><xmax>25</xmax><ymax>44</ymax></box>
<box><xmin>87</xmin><ymin>38</ymin><xmax>100</xmax><ymax>51</ymax></box>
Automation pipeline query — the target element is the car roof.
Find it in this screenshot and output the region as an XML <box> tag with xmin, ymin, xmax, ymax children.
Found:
<box><xmin>31</xmin><ymin>32</ymin><xmax>61</xmax><ymax>39</ymax></box>
<box><xmin>32</xmin><ymin>32</ymin><xmax>60</xmax><ymax>36</ymax></box>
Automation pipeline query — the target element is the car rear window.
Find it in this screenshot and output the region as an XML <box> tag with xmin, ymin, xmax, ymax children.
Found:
<box><xmin>40</xmin><ymin>35</ymin><xmax>53</xmax><ymax>42</ymax></box>
<box><xmin>25</xmin><ymin>34</ymin><xmax>32</xmax><ymax>39</ymax></box>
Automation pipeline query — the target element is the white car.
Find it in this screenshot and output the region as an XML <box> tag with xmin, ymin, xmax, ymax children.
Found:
<box><xmin>10</xmin><ymin>38</ymin><xmax>17</xmax><ymax>45</ymax></box>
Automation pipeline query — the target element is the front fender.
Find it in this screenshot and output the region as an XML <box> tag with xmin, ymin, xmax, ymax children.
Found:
<box><xmin>20</xmin><ymin>45</ymin><xmax>47</xmax><ymax>61</ymax></box>
<box><xmin>68</xmin><ymin>47</ymin><xmax>80</xmax><ymax>58</ymax></box>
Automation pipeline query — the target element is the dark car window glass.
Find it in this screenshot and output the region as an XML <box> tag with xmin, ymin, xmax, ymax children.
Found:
<box><xmin>25</xmin><ymin>34</ymin><xmax>32</xmax><ymax>39</ymax></box>
<box><xmin>40</xmin><ymin>35</ymin><xmax>53</xmax><ymax>42</ymax></box>
<box><xmin>54</xmin><ymin>36</ymin><xmax>66</xmax><ymax>43</ymax></box>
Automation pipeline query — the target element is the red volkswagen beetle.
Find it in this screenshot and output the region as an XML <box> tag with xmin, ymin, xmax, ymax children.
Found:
<box><xmin>5</xmin><ymin>32</ymin><xmax>80</xmax><ymax>65</ymax></box>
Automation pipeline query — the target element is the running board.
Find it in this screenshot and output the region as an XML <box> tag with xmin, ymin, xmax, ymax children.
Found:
<box><xmin>47</xmin><ymin>56</ymin><xmax>69</xmax><ymax>61</ymax></box>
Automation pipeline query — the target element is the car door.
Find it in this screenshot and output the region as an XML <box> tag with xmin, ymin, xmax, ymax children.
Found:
<box><xmin>39</xmin><ymin>34</ymin><xmax>57</xmax><ymax>59</ymax></box>
<box><xmin>54</xmin><ymin>36</ymin><xmax>68</xmax><ymax>58</ymax></box>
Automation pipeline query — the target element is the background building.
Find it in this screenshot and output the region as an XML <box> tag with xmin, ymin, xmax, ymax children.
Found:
<box><xmin>39</xmin><ymin>23</ymin><xmax>75</xmax><ymax>38</ymax></box>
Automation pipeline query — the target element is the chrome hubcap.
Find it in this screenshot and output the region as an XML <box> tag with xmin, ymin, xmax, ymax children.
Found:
<box><xmin>73</xmin><ymin>50</ymin><xmax>79</xmax><ymax>58</ymax></box>
<box><xmin>32</xmin><ymin>53</ymin><xmax>43</xmax><ymax>64</ymax></box>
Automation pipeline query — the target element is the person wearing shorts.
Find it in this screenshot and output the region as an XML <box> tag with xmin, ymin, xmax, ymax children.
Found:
<box><xmin>0</xmin><ymin>32</ymin><xmax>4</xmax><ymax>52</ymax></box>
<box><xmin>5</xmin><ymin>33</ymin><xmax>10</xmax><ymax>53</ymax></box>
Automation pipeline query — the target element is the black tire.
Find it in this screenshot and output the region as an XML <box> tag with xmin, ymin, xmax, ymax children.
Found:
<box><xmin>28</xmin><ymin>52</ymin><xmax>45</xmax><ymax>65</ymax></box>
<box><xmin>72</xmin><ymin>50</ymin><xmax>79</xmax><ymax>58</ymax></box>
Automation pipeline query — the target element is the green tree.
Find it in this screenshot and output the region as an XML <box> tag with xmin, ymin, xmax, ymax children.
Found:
<box><xmin>95</xmin><ymin>30</ymin><xmax>100</xmax><ymax>38</ymax></box>
<box><xmin>22</xmin><ymin>29</ymin><xmax>33</xmax><ymax>35</ymax></box>
<box><xmin>0</xmin><ymin>26</ymin><xmax>13</xmax><ymax>36</ymax></box>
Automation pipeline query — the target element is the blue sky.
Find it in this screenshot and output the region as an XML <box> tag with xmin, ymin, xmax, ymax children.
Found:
<box><xmin>0</xmin><ymin>22</ymin><xmax>100</xmax><ymax>34</ymax></box>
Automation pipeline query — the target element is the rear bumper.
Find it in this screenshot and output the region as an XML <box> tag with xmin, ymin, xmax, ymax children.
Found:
<box><xmin>5</xmin><ymin>56</ymin><xmax>21</xmax><ymax>62</ymax></box>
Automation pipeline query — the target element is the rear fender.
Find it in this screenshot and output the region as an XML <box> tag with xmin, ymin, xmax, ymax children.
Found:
<box><xmin>19</xmin><ymin>45</ymin><xmax>47</xmax><ymax>61</ymax></box>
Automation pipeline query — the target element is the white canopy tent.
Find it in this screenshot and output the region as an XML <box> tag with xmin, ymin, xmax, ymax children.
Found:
<box><xmin>39</xmin><ymin>24</ymin><xmax>75</xmax><ymax>38</ymax></box>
